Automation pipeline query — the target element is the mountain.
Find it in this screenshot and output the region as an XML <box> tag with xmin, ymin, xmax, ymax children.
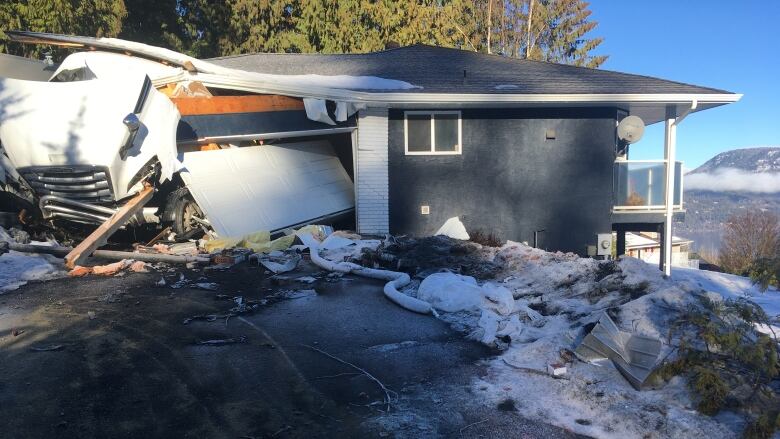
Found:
<box><xmin>689</xmin><ymin>147</ymin><xmax>780</xmax><ymax>174</ymax></box>
<box><xmin>675</xmin><ymin>147</ymin><xmax>780</xmax><ymax>257</ymax></box>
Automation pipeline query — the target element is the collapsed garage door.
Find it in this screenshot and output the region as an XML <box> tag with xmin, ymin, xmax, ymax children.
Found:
<box><xmin>180</xmin><ymin>139</ymin><xmax>354</xmax><ymax>237</ymax></box>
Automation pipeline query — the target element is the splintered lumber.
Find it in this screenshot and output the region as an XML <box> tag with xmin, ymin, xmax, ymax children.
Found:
<box><xmin>5</xmin><ymin>242</ymin><xmax>208</xmax><ymax>264</ymax></box>
<box><xmin>64</xmin><ymin>185</ymin><xmax>154</xmax><ymax>269</ymax></box>
<box><xmin>170</xmin><ymin>95</ymin><xmax>304</xmax><ymax>116</ymax></box>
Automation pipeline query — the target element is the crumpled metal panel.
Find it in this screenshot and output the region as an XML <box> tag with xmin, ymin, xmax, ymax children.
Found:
<box><xmin>575</xmin><ymin>313</ymin><xmax>662</xmax><ymax>390</ymax></box>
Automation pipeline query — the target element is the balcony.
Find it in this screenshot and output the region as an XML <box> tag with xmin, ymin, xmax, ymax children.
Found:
<box><xmin>613</xmin><ymin>160</ymin><xmax>682</xmax><ymax>212</ymax></box>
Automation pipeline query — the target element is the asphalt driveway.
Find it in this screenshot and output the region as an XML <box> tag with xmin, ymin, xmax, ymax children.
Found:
<box><xmin>0</xmin><ymin>259</ymin><xmax>578</xmax><ymax>438</ymax></box>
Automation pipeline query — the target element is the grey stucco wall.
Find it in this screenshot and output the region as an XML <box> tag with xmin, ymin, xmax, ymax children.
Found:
<box><xmin>387</xmin><ymin>107</ymin><xmax>618</xmax><ymax>255</ymax></box>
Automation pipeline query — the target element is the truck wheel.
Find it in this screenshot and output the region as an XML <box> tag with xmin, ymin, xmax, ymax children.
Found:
<box><xmin>164</xmin><ymin>187</ymin><xmax>206</xmax><ymax>238</ymax></box>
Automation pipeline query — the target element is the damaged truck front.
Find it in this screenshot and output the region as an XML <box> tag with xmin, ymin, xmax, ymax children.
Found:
<box><xmin>0</xmin><ymin>31</ymin><xmax>359</xmax><ymax>240</ymax></box>
<box><xmin>0</xmin><ymin>73</ymin><xmax>181</xmax><ymax>230</ymax></box>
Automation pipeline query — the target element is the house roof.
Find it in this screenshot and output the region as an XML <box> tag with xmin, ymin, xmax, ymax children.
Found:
<box><xmin>4</xmin><ymin>32</ymin><xmax>741</xmax><ymax>124</ymax></box>
<box><xmin>209</xmin><ymin>44</ymin><xmax>731</xmax><ymax>96</ymax></box>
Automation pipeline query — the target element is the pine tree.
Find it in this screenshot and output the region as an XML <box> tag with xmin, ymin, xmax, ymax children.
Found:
<box><xmin>0</xmin><ymin>0</ymin><xmax>607</xmax><ymax>68</ymax></box>
<box><xmin>0</xmin><ymin>0</ymin><xmax>127</xmax><ymax>59</ymax></box>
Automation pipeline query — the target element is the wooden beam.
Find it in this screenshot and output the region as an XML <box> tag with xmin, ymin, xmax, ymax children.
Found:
<box><xmin>171</xmin><ymin>95</ymin><xmax>305</xmax><ymax>116</ymax></box>
<box><xmin>64</xmin><ymin>184</ymin><xmax>155</xmax><ymax>269</ymax></box>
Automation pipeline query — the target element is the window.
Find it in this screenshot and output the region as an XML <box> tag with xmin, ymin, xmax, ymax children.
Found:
<box><xmin>404</xmin><ymin>111</ymin><xmax>462</xmax><ymax>155</ymax></box>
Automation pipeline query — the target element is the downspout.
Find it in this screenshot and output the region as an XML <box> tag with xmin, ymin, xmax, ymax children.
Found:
<box><xmin>662</xmin><ymin>99</ymin><xmax>697</xmax><ymax>276</ymax></box>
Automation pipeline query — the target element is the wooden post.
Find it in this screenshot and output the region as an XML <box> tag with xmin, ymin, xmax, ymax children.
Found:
<box><xmin>64</xmin><ymin>184</ymin><xmax>155</xmax><ymax>269</ymax></box>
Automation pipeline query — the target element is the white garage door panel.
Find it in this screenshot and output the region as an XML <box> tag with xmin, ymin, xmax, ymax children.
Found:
<box><xmin>180</xmin><ymin>140</ymin><xmax>354</xmax><ymax>237</ymax></box>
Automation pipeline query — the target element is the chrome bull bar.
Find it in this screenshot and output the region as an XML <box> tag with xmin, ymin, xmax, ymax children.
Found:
<box><xmin>39</xmin><ymin>195</ymin><xmax>160</xmax><ymax>226</ymax></box>
<box><xmin>39</xmin><ymin>195</ymin><xmax>116</xmax><ymax>225</ymax></box>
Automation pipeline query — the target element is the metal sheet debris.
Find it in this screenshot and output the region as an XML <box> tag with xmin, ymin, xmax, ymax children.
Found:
<box><xmin>575</xmin><ymin>313</ymin><xmax>662</xmax><ymax>390</ymax></box>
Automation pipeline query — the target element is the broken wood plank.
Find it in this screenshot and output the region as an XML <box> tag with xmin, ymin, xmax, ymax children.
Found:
<box><xmin>64</xmin><ymin>185</ymin><xmax>154</xmax><ymax>269</ymax></box>
<box><xmin>5</xmin><ymin>243</ymin><xmax>209</xmax><ymax>264</ymax></box>
<box><xmin>171</xmin><ymin>95</ymin><xmax>304</xmax><ymax>116</ymax></box>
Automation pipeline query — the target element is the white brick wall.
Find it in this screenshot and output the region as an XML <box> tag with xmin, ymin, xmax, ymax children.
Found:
<box><xmin>355</xmin><ymin>108</ymin><xmax>389</xmax><ymax>235</ymax></box>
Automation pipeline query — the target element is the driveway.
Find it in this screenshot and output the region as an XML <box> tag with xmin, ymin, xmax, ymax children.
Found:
<box><xmin>0</xmin><ymin>259</ymin><xmax>578</xmax><ymax>438</ymax></box>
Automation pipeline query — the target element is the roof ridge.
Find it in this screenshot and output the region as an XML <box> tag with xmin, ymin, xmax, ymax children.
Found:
<box><xmin>400</xmin><ymin>44</ymin><xmax>732</xmax><ymax>94</ymax></box>
<box><xmin>207</xmin><ymin>44</ymin><xmax>414</xmax><ymax>61</ymax></box>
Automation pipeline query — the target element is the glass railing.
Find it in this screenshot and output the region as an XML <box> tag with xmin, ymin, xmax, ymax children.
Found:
<box><xmin>613</xmin><ymin>160</ymin><xmax>682</xmax><ymax>210</ymax></box>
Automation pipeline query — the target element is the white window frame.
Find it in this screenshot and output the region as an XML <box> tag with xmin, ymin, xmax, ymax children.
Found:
<box><xmin>404</xmin><ymin>110</ymin><xmax>462</xmax><ymax>155</ymax></box>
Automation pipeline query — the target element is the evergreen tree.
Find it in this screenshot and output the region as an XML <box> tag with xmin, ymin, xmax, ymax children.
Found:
<box><xmin>0</xmin><ymin>0</ymin><xmax>127</xmax><ymax>59</ymax></box>
<box><xmin>0</xmin><ymin>0</ymin><xmax>607</xmax><ymax>67</ymax></box>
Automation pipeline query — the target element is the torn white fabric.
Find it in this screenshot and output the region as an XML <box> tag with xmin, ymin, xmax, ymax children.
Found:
<box><xmin>417</xmin><ymin>272</ymin><xmax>514</xmax><ymax>316</ymax></box>
<box><xmin>319</xmin><ymin>234</ymin><xmax>355</xmax><ymax>250</ymax></box>
<box><xmin>335</xmin><ymin>101</ymin><xmax>367</xmax><ymax>122</ymax></box>
<box><xmin>435</xmin><ymin>217</ymin><xmax>470</xmax><ymax>240</ymax></box>
<box><xmin>303</xmin><ymin>98</ymin><xmax>336</xmax><ymax>125</ymax></box>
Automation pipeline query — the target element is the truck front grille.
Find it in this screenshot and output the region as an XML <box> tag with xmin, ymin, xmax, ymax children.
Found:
<box><xmin>20</xmin><ymin>165</ymin><xmax>114</xmax><ymax>203</ymax></box>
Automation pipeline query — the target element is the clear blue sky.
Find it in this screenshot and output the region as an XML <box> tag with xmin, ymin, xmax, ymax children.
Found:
<box><xmin>589</xmin><ymin>1</ymin><xmax>780</xmax><ymax>169</ymax></box>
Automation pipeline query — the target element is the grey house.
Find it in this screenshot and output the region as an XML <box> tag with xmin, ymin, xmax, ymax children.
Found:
<box><xmin>211</xmin><ymin>44</ymin><xmax>740</xmax><ymax>274</ymax></box>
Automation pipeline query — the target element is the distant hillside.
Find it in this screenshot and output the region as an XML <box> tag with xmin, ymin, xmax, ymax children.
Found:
<box><xmin>676</xmin><ymin>147</ymin><xmax>780</xmax><ymax>257</ymax></box>
<box><xmin>689</xmin><ymin>147</ymin><xmax>780</xmax><ymax>174</ymax></box>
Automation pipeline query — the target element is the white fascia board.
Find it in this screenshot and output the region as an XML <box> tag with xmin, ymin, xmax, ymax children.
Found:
<box><xmin>178</xmin><ymin>72</ymin><xmax>742</xmax><ymax>107</ymax></box>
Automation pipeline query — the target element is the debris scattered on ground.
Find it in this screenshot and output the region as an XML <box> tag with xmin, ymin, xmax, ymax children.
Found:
<box><xmin>575</xmin><ymin>312</ymin><xmax>661</xmax><ymax>390</ymax></box>
<box><xmin>182</xmin><ymin>314</ymin><xmax>220</xmax><ymax>325</ymax></box>
<box><xmin>129</xmin><ymin>260</ymin><xmax>148</xmax><ymax>273</ymax></box>
<box><xmin>303</xmin><ymin>344</ymin><xmax>397</xmax><ymax>411</ymax></box>
<box><xmin>87</xmin><ymin>311</ymin><xmax>96</xmax><ymax>320</ymax></box>
<box><xmin>92</xmin><ymin>259</ymin><xmax>134</xmax><ymax>276</ymax></box>
<box><xmin>279</xmin><ymin>289</ymin><xmax>317</xmax><ymax>300</ymax></box>
<box><xmin>193</xmin><ymin>282</ymin><xmax>219</xmax><ymax>291</ymax></box>
<box><xmin>197</xmin><ymin>336</ymin><xmax>247</xmax><ymax>346</ymax></box>
<box><xmin>294</xmin><ymin>275</ymin><xmax>317</xmax><ymax>284</ymax></box>
<box><xmin>257</xmin><ymin>250</ymin><xmax>300</xmax><ymax>274</ymax></box>
<box><xmin>29</xmin><ymin>344</ymin><xmax>64</xmax><ymax>352</ymax></box>
<box><xmin>380</xmin><ymin>240</ymin><xmax>780</xmax><ymax>438</ymax></box>
<box><xmin>547</xmin><ymin>363</ymin><xmax>567</xmax><ymax>377</ymax></box>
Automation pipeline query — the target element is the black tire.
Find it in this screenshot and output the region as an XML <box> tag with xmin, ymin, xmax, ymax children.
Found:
<box><xmin>162</xmin><ymin>187</ymin><xmax>206</xmax><ymax>238</ymax></box>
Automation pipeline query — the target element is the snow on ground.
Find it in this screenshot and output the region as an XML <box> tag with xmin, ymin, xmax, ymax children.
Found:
<box><xmin>0</xmin><ymin>249</ymin><xmax>64</xmax><ymax>293</ymax></box>
<box><xmin>0</xmin><ymin>228</ymin><xmax>65</xmax><ymax>293</ymax></box>
<box><xmin>393</xmin><ymin>241</ymin><xmax>779</xmax><ymax>438</ymax></box>
<box><xmin>673</xmin><ymin>267</ymin><xmax>780</xmax><ymax>336</ymax></box>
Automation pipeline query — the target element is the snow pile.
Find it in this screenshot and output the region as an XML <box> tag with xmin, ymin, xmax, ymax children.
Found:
<box><xmin>407</xmin><ymin>240</ymin><xmax>779</xmax><ymax>438</ymax></box>
<box><xmin>0</xmin><ymin>229</ymin><xmax>65</xmax><ymax>292</ymax></box>
<box><xmin>673</xmin><ymin>267</ymin><xmax>780</xmax><ymax>336</ymax></box>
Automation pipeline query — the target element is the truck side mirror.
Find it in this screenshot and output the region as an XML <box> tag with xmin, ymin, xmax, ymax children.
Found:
<box><xmin>123</xmin><ymin>113</ymin><xmax>140</xmax><ymax>133</ymax></box>
<box><xmin>120</xmin><ymin>113</ymin><xmax>141</xmax><ymax>159</ymax></box>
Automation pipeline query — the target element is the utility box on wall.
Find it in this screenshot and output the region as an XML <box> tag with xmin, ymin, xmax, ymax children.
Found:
<box><xmin>596</xmin><ymin>233</ymin><xmax>613</xmax><ymax>256</ymax></box>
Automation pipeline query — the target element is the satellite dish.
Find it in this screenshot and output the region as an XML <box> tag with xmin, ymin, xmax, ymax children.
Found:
<box><xmin>617</xmin><ymin>115</ymin><xmax>645</xmax><ymax>144</ymax></box>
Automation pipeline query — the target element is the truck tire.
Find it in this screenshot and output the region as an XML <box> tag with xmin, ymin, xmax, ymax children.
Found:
<box><xmin>163</xmin><ymin>187</ymin><xmax>206</xmax><ymax>238</ymax></box>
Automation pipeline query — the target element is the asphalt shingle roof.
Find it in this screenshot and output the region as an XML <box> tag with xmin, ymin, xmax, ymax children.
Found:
<box><xmin>208</xmin><ymin>44</ymin><xmax>732</xmax><ymax>95</ymax></box>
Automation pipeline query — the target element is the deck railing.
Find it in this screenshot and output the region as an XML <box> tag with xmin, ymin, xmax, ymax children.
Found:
<box><xmin>613</xmin><ymin>160</ymin><xmax>683</xmax><ymax>211</ymax></box>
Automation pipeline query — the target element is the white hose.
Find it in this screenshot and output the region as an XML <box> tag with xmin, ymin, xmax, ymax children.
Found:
<box><xmin>308</xmin><ymin>241</ymin><xmax>433</xmax><ymax>315</ymax></box>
